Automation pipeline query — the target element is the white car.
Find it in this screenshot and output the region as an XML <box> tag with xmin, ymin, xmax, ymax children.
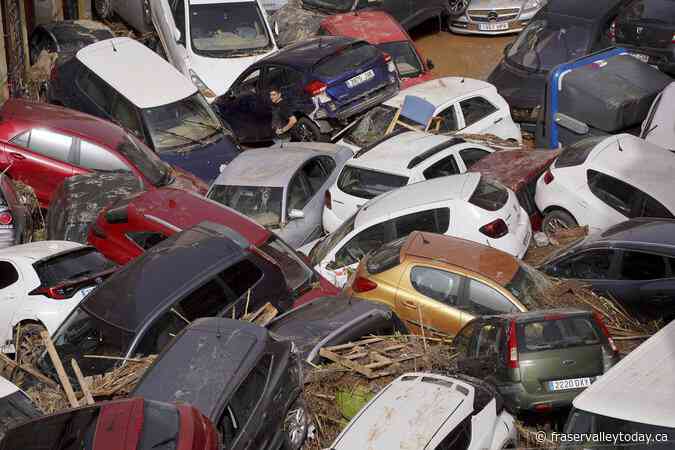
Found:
<box><xmin>641</xmin><ymin>81</ymin><xmax>675</xmax><ymax>151</ymax></box>
<box><xmin>323</xmin><ymin>131</ymin><xmax>495</xmax><ymax>233</ymax></box>
<box><xmin>0</xmin><ymin>376</ymin><xmax>40</xmax><ymax>438</ymax></box>
<box><xmin>337</xmin><ymin>77</ymin><xmax>521</xmax><ymax>150</ymax></box>
<box><xmin>303</xmin><ymin>173</ymin><xmax>531</xmax><ymax>287</ymax></box>
<box><xmin>0</xmin><ymin>242</ymin><xmax>116</xmax><ymax>355</ymax></box>
<box><xmin>330</xmin><ymin>372</ymin><xmax>517</xmax><ymax>450</ymax></box>
<box><xmin>152</xmin><ymin>0</ymin><xmax>278</xmax><ymax>99</ymax></box>
<box><xmin>535</xmin><ymin>134</ymin><xmax>675</xmax><ymax>234</ymax></box>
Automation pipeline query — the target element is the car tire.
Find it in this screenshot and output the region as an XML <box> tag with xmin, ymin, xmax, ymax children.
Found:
<box><xmin>93</xmin><ymin>0</ymin><xmax>113</xmax><ymax>19</ymax></box>
<box><xmin>282</xmin><ymin>396</ymin><xmax>309</xmax><ymax>450</ymax></box>
<box><xmin>291</xmin><ymin>117</ymin><xmax>326</xmax><ymax>143</ymax></box>
<box><xmin>447</xmin><ymin>0</ymin><xmax>470</xmax><ymax>17</ymax></box>
<box><xmin>542</xmin><ymin>210</ymin><xmax>577</xmax><ymax>235</ymax></box>
<box><xmin>11</xmin><ymin>323</ymin><xmax>47</xmax><ymax>385</ymax></box>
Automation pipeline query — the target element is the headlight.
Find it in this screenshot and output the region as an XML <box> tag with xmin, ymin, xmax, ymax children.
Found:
<box><xmin>189</xmin><ymin>69</ymin><xmax>216</xmax><ymax>98</ymax></box>
<box><xmin>523</xmin><ymin>0</ymin><xmax>545</xmax><ymax>11</ymax></box>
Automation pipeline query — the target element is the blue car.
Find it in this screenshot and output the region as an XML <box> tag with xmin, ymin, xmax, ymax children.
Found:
<box><xmin>214</xmin><ymin>36</ymin><xmax>400</xmax><ymax>144</ymax></box>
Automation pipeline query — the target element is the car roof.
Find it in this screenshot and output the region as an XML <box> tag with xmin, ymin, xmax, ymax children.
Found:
<box><xmin>348</xmin><ymin>131</ymin><xmax>464</xmax><ymax>175</ymax></box>
<box><xmin>332</xmin><ymin>373</ymin><xmax>475</xmax><ymax>450</ymax></box>
<box><xmin>481</xmin><ymin>308</ymin><xmax>592</xmax><ymax>323</ymax></box>
<box><xmin>581</xmin><ymin>218</ymin><xmax>675</xmax><ymax>253</ymax></box>
<box><xmin>259</xmin><ymin>35</ymin><xmax>359</xmax><ymax>69</ymax></box>
<box><xmin>0</xmin><ymin>240</ymin><xmax>83</xmax><ymax>261</ymax></box>
<box><xmin>76</xmin><ymin>37</ymin><xmax>196</xmax><ymax>109</ymax></box>
<box><xmin>320</xmin><ymin>10</ymin><xmax>408</xmax><ymax>44</ymax></box>
<box><xmin>131</xmin><ymin>318</ymin><xmax>268</xmax><ymax>419</ymax></box>
<box><xmin>573</xmin><ymin>319</ymin><xmax>675</xmax><ymax>427</ymax></box>
<box><xmin>126</xmin><ymin>188</ymin><xmax>272</xmax><ymax>246</ymax></box>
<box><xmin>401</xmin><ymin>231</ymin><xmax>520</xmax><ymax>286</ymax></box>
<box><xmin>384</xmin><ymin>77</ymin><xmax>497</xmax><ymax>110</ymax></box>
<box><xmin>355</xmin><ymin>173</ymin><xmax>480</xmax><ymax>227</ymax></box>
<box><xmin>82</xmin><ymin>222</ymin><xmax>248</xmax><ymax>332</ymax></box>
<box><xmin>470</xmin><ymin>149</ymin><xmax>560</xmax><ymax>192</ymax></box>
<box><xmin>543</xmin><ymin>0</ymin><xmax>621</xmax><ymax>20</ymax></box>
<box><xmin>1</xmin><ymin>99</ymin><xmax>129</xmax><ymax>146</ymax></box>
<box><xmin>0</xmin><ymin>376</ymin><xmax>19</xmax><ymax>398</ymax></box>
<box><xmin>215</xmin><ymin>144</ymin><xmax>350</xmax><ymax>187</ymax></box>
<box><xmin>588</xmin><ymin>134</ymin><xmax>675</xmax><ymax>209</ymax></box>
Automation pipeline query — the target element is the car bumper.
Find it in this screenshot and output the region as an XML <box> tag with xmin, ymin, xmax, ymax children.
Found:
<box><xmin>450</xmin><ymin>9</ymin><xmax>537</xmax><ymax>35</ymax></box>
<box><xmin>497</xmin><ymin>381</ymin><xmax>590</xmax><ymax>413</ymax></box>
<box><xmin>490</xmin><ymin>206</ymin><xmax>531</xmax><ymax>259</ymax></box>
<box><xmin>326</xmin><ymin>81</ymin><xmax>399</xmax><ymax>122</ymax></box>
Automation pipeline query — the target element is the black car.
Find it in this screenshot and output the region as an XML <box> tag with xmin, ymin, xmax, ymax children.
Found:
<box><xmin>132</xmin><ymin>317</ymin><xmax>308</xmax><ymax>450</ymax></box>
<box><xmin>267</xmin><ymin>296</ymin><xmax>408</xmax><ymax>365</ymax></box>
<box><xmin>488</xmin><ymin>0</ymin><xmax>621</xmax><ymax>114</ymax></box>
<box><xmin>0</xmin><ymin>378</ymin><xmax>41</xmax><ymax>440</ymax></box>
<box><xmin>614</xmin><ymin>0</ymin><xmax>675</xmax><ymax>76</ymax></box>
<box><xmin>0</xmin><ymin>173</ymin><xmax>32</xmax><ymax>249</ymax></box>
<box><xmin>29</xmin><ymin>20</ymin><xmax>115</xmax><ymax>65</ymax></box>
<box><xmin>37</xmin><ymin>221</ymin><xmax>293</xmax><ymax>379</ymax></box>
<box><xmin>540</xmin><ymin>218</ymin><xmax>675</xmax><ymax>321</ymax></box>
<box><xmin>213</xmin><ymin>36</ymin><xmax>399</xmax><ymax>144</ymax></box>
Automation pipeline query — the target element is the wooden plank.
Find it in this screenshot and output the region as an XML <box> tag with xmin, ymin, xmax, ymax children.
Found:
<box><xmin>41</xmin><ymin>331</ymin><xmax>78</xmax><ymax>408</ymax></box>
<box><xmin>71</xmin><ymin>359</ymin><xmax>94</xmax><ymax>405</ymax></box>
<box><xmin>0</xmin><ymin>352</ymin><xmax>58</xmax><ymax>388</ymax></box>
<box><xmin>242</xmin><ymin>302</ymin><xmax>278</xmax><ymax>326</ymax></box>
<box><xmin>343</xmin><ymin>352</ymin><xmax>368</xmax><ymax>360</ymax></box>
<box><xmin>319</xmin><ymin>348</ymin><xmax>374</xmax><ymax>378</ymax></box>
<box><xmin>324</xmin><ymin>337</ymin><xmax>383</xmax><ymax>352</ymax></box>
<box><xmin>381</xmin><ymin>344</ymin><xmax>406</xmax><ymax>353</ymax></box>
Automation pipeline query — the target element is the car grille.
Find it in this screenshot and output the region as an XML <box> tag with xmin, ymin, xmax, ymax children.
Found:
<box><xmin>468</xmin><ymin>8</ymin><xmax>520</xmax><ymax>22</ymax></box>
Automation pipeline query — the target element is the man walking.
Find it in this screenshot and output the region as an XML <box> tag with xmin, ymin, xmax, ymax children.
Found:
<box><xmin>270</xmin><ymin>85</ymin><xmax>297</xmax><ymax>142</ymax></box>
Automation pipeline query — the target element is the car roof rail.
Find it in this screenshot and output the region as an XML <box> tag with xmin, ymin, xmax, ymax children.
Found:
<box><xmin>353</xmin><ymin>129</ymin><xmax>410</xmax><ymax>159</ymax></box>
<box><xmin>406</xmin><ymin>137</ymin><xmax>465</xmax><ymax>169</ymax></box>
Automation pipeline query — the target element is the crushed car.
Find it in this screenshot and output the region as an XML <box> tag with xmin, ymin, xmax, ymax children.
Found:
<box><xmin>29</xmin><ymin>20</ymin><xmax>114</xmax><ymax>65</ymax></box>
<box><xmin>132</xmin><ymin>317</ymin><xmax>309</xmax><ymax>450</ymax></box>
<box><xmin>0</xmin><ymin>377</ymin><xmax>41</xmax><ymax>440</ymax></box>
<box><xmin>0</xmin><ymin>173</ymin><xmax>33</xmax><ymax>248</ymax></box>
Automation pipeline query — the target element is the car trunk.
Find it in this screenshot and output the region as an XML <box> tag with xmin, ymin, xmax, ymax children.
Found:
<box><xmin>618</xmin><ymin>21</ymin><xmax>673</xmax><ymax>48</ymax></box>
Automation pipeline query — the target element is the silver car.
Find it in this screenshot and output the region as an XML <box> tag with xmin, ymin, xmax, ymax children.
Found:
<box><xmin>448</xmin><ymin>0</ymin><xmax>547</xmax><ymax>35</ymax></box>
<box><xmin>207</xmin><ymin>143</ymin><xmax>353</xmax><ymax>248</ymax></box>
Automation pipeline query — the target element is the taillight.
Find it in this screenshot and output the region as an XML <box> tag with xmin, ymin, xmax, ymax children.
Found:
<box><xmin>29</xmin><ymin>286</ymin><xmax>73</xmax><ymax>300</ymax></box>
<box><xmin>534</xmin><ymin>403</ymin><xmax>552</xmax><ymax>413</ymax></box>
<box><xmin>304</xmin><ymin>80</ymin><xmax>327</xmax><ymax>96</ymax></box>
<box><xmin>324</xmin><ymin>190</ymin><xmax>332</xmax><ymax>210</ymax></box>
<box><xmin>0</xmin><ymin>211</ymin><xmax>13</xmax><ymax>225</ymax></box>
<box><xmin>672</xmin><ymin>33</ymin><xmax>675</xmax><ymax>43</ymax></box>
<box><xmin>479</xmin><ymin>218</ymin><xmax>508</xmax><ymax>238</ymax></box>
<box><xmin>352</xmin><ymin>276</ymin><xmax>377</xmax><ymax>293</ymax></box>
<box><xmin>506</xmin><ymin>320</ymin><xmax>519</xmax><ymax>369</ymax></box>
<box><xmin>593</xmin><ymin>312</ymin><xmax>618</xmax><ymax>353</ymax></box>
<box><xmin>382</xmin><ymin>52</ymin><xmax>392</xmax><ymax>62</ymax></box>
<box><xmin>543</xmin><ymin>170</ymin><xmax>554</xmax><ymax>185</ymax></box>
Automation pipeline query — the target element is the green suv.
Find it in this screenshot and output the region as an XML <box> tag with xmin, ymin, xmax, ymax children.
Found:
<box><xmin>453</xmin><ymin>308</ymin><xmax>620</xmax><ymax>414</ymax></box>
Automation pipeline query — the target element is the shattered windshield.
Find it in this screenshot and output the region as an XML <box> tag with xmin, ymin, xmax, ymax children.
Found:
<box><xmin>117</xmin><ymin>134</ymin><xmax>173</xmax><ymax>186</ymax></box>
<box><xmin>505</xmin><ymin>261</ymin><xmax>552</xmax><ymax>309</ymax></box>
<box><xmin>378</xmin><ymin>41</ymin><xmax>423</xmax><ymax>78</ymax></box>
<box><xmin>343</xmin><ymin>105</ymin><xmax>397</xmax><ymax>147</ymax></box>
<box><xmin>506</xmin><ymin>17</ymin><xmax>593</xmax><ymax>71</ymax></box>
<box><xmin>142</xmin><ymin>93</ymin><xmax>223</xmax><ymax>152</ymax></box>
<box><xmin>309</xmin><ymin>212</ymin><xmax>355</xmax><ymax>265</ymax></box>
<box><xmin>208</xmin><ymin>185</ymin><xmax>283</xmax><ymax>227</ymax></box>
<box><xmin>189</xmin><ymin>2</ymin><xmax>273</xmax><ymax>55</ymax></box>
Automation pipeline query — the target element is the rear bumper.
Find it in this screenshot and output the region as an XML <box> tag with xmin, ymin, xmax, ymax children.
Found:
<box><xmin>330</xmin><ymin>81</ymin><xmax>399</xmax><ymax>122</ymax></box>
<box><xmin>497</xmin><ymin>381</ymin><xmax>584</xmax><ymax>413</ymax></box>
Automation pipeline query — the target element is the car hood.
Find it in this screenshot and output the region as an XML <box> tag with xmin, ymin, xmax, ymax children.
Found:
<box><xmin>158</xmin><ymin>135</ymin><xmax>240</xmax><ymax>183</ymax></box>
<box><xmin>466</xmin><ymin>0</ymin><xmax>526</xmax><ymax>9</ymax></box>
<box><xmin>488</xmin><ymin>61</ymin><xmax>546</xmax><ymax>109</ymax></box>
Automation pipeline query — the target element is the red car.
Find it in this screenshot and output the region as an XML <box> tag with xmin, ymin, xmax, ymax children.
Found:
<box><xmin>88</xmin><ymin>187</ymin><xmax>339</xmax><ymax>305</ymax></box>
<box><xmin>319</xmin><ymin>10</ymin><xmax>435</xmax><ymax>89</ymax></box>
<box><xmin>0</xmin><ymin>397</ymin><xmax>218</xmax><ymax>450</ymax></box>
<box><xmin>0</xmin><ymin>99</ymin><xmax>207</xmax><ymax>208</ymax></box>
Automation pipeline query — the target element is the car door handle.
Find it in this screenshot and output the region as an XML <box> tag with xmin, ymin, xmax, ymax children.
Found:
<box><xmin>402</xmin><ymin>300</ymin><xmax>418</xmax><ymax>309</ymax></box>
<box><xmin>493</xmin><ymin>117</ymin><xmax>503</xmax><ymax>124</ymax></box>
<box><xmin>9</xmin><ymin>152</ymin><xmax>25</xmax><ymax>160</ymax></box>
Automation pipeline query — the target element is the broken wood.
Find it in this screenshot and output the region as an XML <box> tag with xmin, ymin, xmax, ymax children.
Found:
<box><xmin>242</xmin><ymin>302</ymin><xmax>278</xmax><ymax>326</ymax></box>
<box><xmin>41</xmin><ymin>331</ymin><xmax>78</xmax><ymax>408</ymax></box>
<box><xmin>0</xmin><ymin>352</ymin><xmax>57</xmax><ymax>388</ymax></box>
<box><xmin>71</xmin><ymin>360</ymin><xmax>94</xmax><ymax>405</ymax></box>
<box><xmin>83</xmin><ymin>354</ymin><xmax>148</xmax><ymax>363</ymax></box>
<box><xmin>321</xmin><ymin>337</ymin><xmax>383</xmax><ymax>351</ymax></box>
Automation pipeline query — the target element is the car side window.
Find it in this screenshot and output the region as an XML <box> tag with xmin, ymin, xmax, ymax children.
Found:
<box><xmin>126</xmin><ymin>231</ymin><xmax>168</xmax><ymax>250</ymax></box>
<box><xmin>459</xmin><ymin>148</ymin><xmax>491</xmax><ymax>169</ymax></box>
<box><xmin>26</xmin><ymin>129</ymin><xmax>74</xmax><ymax>163</ymax></box>
<box><xmin>263</xmin><ymin>66</ymin><xmax>303</xmax><ymax>97</ymax></box>
<box><xmin>219</xmin><ymin>259</ymin><xmax>263</xmax><ymax>302</ymax></box>
<box><xmin>301</xmin><ymin>158</ymin><xmax>328</xmax><ymax>194</ymax></box>
<box><xmin>460</xmin><ymin>97</ymin><xmax>497</xmax><ymax>127</ymax></box>
<box><xmin>454</xmin><ymin>321</ymin><xmax>478</xmax><ymax>357</ymax></box>
<box><xmin>77</xmin><ymin>70</ymin><xmax>113</xmax><ymax>113</ymax></box>
<box><xmin>170</xmin><ymin>0</ymin><xmax>186</xmax><ymax>43</ymax></box>
<box><xmin>555</xmin><ymin>249</ymin><xmax>617</xmax><ymax>279</ymax></box>
<box><xmin>393</xmin><ymin>208</ymin><xmax>450</xmax><ymax>237</ymax></box>
<box><xmin>287</xmin><ymin>173</ymin><xmax>312</xmax><ymax>211</ymax></box>
<box><xmin>423</xmin><ymin>156</ymin><xmax>460</xmax><ymax>179</ymax></box>
<box><xmin>135</xmin><ymin>308</ymin><xmax>188</xmax><ymax>356</ymax></box>
<box><xmin>111</xmin><ymin>96</ymin><xmax>143</xmax><ymax>139</ymax></box>
<box><xmin>334</xmin><ymin>222</ymin><xmax>388</xmax><ymax>267</ymax></box>
<box><xmin>0</xmin><ymin>261</ymin><xmax>19</xmax><ymax>289</ymax></box>
<box><xmin>587</xmin><ymin>169</ymin><xmax>642</xmax><ymax>218</ymax></box>
<box><xmin>476</xmin><ymin>322</ymin><xmax>502</xmax><ymax>357</ymax></box>
<box><xmin>318</xmin><ymin>155</ymin><xmax>336</xmax><ymax>175</ymax></box>
<box><xmin>410</xmin><ymin>266</ymin><xmax>461</xmax><ymax>306</ymax></box>
<box><xmin>434</xmin><ymin>416</ymin><xmax>471</xmax><ymax>450</ymax></box>
<box><xmin>10</xmin><ymin>131</ymin><xmax>29</xmax><ymax>147</ymax></box>
<box><xmin>436</xmin><ymin>105</ymin><xmax>459</xmax><ymax>132</ymax></box>
<box><xmin>620</xmin><ymin>251</ymin><xmax>667</xmax><ymax>280</ymax></box>
<box><xmin>639</xmin><ymin>194</ymin><xmax>674</xmax><ymax>219</ymax></box>
<box><xmin>79</xmin><ymin>140</ymin><xmax>130</xmax><ymax>172</ymax></box>
<box><xmin>464</xmin><ymin>279</ymin><xmax>517</xmax><ymax>315</ymax></box>
<box><xmin>235</xmin><ymin>69</ymin><xmax>260</xmax><ymax>97</ymax></box>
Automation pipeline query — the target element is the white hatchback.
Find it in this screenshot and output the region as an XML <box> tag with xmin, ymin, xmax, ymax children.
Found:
<box><xmin>303</xmin><ymin>172</ymin><xmax>531</xmax><ymax>287</ymax></box>
<box><xmin>0</xmin><ymin>242</ymin><xmax>116</xmax><ymax>355</ymax></box>
<box><xmin>535</xmin><ymin>134</ymin><xmax>675</xmax><ymax>234</ymax></box>
<box><xmin>323</xmin><ymin>131</ymin><xmax>495</xmax><ymax>233</ymax></box>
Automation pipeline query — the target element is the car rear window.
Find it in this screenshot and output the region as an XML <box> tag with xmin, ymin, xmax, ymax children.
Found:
<box><xmin>138</xmin><ymin>400</ymin><xmax>179</xmax><ymax>450</ymax></box>
<box><xmin>313</xmin><ymin>42</ymin><xmax>381</xmax><ymax>79</ymax></box>
<box><xmin>337</xmin><ymin>166</ymin><xmax>408</xmax><ymax>200</ymax></box>
<box><xmin>517</xmin><ymin>316</ymin><xmax>600</xmax><ymax>352</ymax></box>
<box><xmin>468</xmin><ymin>178</ymin><xmax>508</xmax><ymax>211</ymax></box>
<box><xmin>33</xmin><ymin>248</ymin><xmax>116</xmax><ymax>287</ymax></box>
<box><xmin>366</xmin><ymin>236</ymin><xmax>406</xmax><ymax>274</ymax></box>
<box><xmin>555</xmin><ymin>136</ymin><xmax>606</xmax><ymax>168</ymax></box>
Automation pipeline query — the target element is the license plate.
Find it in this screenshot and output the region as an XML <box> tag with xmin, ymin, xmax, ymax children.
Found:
<box><xmin>548</xmin><ymin>377</ymin><xmax>593</xmax><ymax>391</ymax></box>
<box><xmin>479</xmin><ymin>22</ymin><xmax>509</xmax><ymax>31</ymax></box>
<box><xmin>346</xmin><ymin>69</ymin><xmax>375</xmax><ymax>88</ymax></box>
<box><xmin>630</xmin><ymin>52</ymin><xmax>650</xmax><ymax>63</ymax></box>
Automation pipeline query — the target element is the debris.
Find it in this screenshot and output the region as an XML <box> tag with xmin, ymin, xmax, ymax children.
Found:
<box><xmin>0</xmin><ymin>352</ymin><xmax>57</xmax><ymax>388</ymax></box>
<box><xmin>455</xmin><ymin>132</ymin><xmax>522</xmax><ymax>150</ymax></box>
<box><xmin>524</xmin><ymin>225</ymin><xmax>589</xmax><ymax>266</ymax></box>
<box><xmin>242</xmin><ymin>302</ymin><xmax>278</xmax><ymax>326</ymax></box>
<box><xmin>533</xmin><ymin>231</ymin><xmax>549</xmax><ymax>247</ymax></box>
<box><xmin>41</xmin><ymin>331</ymin><xmax>78</xmax><ymax>408</ymax></box>
<box><xmin>71</xmin><ymin>359</ymin><xmax>95</xmax><ymax>406</ymax></box>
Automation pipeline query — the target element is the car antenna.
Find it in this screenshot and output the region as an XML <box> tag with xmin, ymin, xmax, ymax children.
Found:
<box><xmin>617</xmin><ymin>138</ymin><xmax>623</xmax><ymax>152</ymax></box>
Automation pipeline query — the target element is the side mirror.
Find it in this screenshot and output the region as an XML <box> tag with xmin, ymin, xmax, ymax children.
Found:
<box><xmin>427</xmin><ymin>58</ymin><xmax>435</xmax><ymax>70</ymax></box>
<box><xmin>288</xmin><ymin>209</ymin><xmax>305</xmax><ymax>220</ymax></box>
<box><xmin>503</xmin><ymin>42</ymin><xmax>513</xmax><ymax>57</ymax></box>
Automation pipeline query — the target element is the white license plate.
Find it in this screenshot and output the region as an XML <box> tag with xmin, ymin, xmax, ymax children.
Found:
<box><xmin>479</xmin><ymin>22</ymin><xmax>509</xmax><ymax>31</ymax></box>
<box><xmin>548</xmin><ymin>377</ymin><xmax>593</xmax><ymax>391</ymax></box>
<box><xmin>630</xmin><ymin>52</ymin><xmax>650</xmax><ymax>63</ymax></box>
<box><xmin>346</xmin><ymin>69</ymin><xmax>375</xmax><ymax>88</ymax></box>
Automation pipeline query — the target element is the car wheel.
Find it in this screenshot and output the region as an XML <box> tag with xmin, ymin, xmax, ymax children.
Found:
<box><xmin>93</xmin><ymin>0</ymin><xmax>113</xmax><ymax>19</ymax></box>
<box><xmin>447</xmin><ymin>0</ymin><xmax>470</xmax><ymax>17</ymax></box>
<box><xmin>283</xmin><ymin>397</ymin><xmax>309</xmax><ymax>450</ymax></box>
<box><xmin>542</xmin><ymin>210</ymin><xmax>577</xmax><ymax>235</ymax></box>
<box><xmin>291</xmin><ymin>117</ymin><xmax>325</xmax><ymax>142</ymax></box>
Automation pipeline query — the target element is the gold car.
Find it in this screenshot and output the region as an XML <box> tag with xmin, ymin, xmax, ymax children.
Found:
<box><xmin>344</xmin><ymin>231</ymin><xmax>549</xmax><ymax>336</ymax></box>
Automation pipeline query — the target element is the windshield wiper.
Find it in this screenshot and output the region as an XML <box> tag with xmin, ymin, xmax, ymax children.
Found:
<box><xmin>157</xmin><ymin>129</ymin><xmax>206</xmax><ymax>147</ymax></box>
<box><xmin>182</xmin><ymin>118</ymin><xmax>222</xmax><ymax>132</ymax></box>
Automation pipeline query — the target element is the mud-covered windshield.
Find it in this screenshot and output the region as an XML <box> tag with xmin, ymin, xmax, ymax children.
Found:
<box><xmin>189</xmin><ymin>2</ymin><xmax>273</xmax><ymax>55</ymax></box>
<box><xmin>505</xmin><ymin>261</ymin><xmax>551</xmax><ymax>309</ymax></box>
<box><xmin>378</xmin><ymin>41</ymin><xmax>423</xmax><ymax>78</ymax></box>
<box><xmin>343</xmin><ymin>105</ymin><xmax>397</xmax><ymax>147</ymax></box>
<box><xmin>142</xmin><ymin>93</ymin><xmax>223</xmax><ymax>152</ymax></box>
<box><xmin>208</xmin><ymin>185</ymin><xmax>283</xmax><ymax>227</ymax></box>
<box><xmin>506</xmin><ymin>17</ymin><xmax>593</xmax><ymax>71</ymax></box>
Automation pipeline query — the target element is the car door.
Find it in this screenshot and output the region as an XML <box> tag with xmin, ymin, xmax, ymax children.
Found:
<box><xmin>151</xmin><ymin>0</ymin><xmax>189</xmax><ymax>76</ymax></box>
<box><xmin>459</xmin><ymin>277</ymin><xmax>521</xmax><ymax>318</ymax></box>
<box><xmin>0</xmin><ymin>260</ymin><xmax>22</xmax><ymax>349</ymax></box>
<box><xmin>461</xmin><ymin>320</ymin><xmax>503</xmax><ymax>379</ymax></box>
<box><xmin>284</xmin><ymin>171</ymin><xmax>314</xmax><ymax>246</ymax></box>
<box><xmin>75</xmin><ymin>139</ymin><xmax>135</xmax><ymax>175</ymax></box>
<box><xmin>259</xmin><ymin>65</ymin><xmax>307</xmax><ymax>141</ymax></box>
<box><xmin>217</xmin><ymin>68</ymin><xmax>265</xmax><ymax>142</ymax></box>
<box><xmin>458</xmin><ymin>96</ymin><xmax>502</xmax><ymax>136</ymax></box>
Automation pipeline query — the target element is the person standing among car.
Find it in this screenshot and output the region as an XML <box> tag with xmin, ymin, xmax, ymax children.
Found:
<box><xmin>270</xmin><ymin>86</ymin><xmax>297</xmax><ymax>142</ymax></box>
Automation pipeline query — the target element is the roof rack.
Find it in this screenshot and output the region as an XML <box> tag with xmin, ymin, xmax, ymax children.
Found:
<box><xmin>407</xmin><ymin>137</ymin><xmax>465</xmax><ymax>169</ymax></box>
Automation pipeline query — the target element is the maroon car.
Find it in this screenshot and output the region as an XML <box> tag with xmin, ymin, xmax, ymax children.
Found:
<box><xmin>470</xmin><ymin>149</ymin><xmax>560</xmax><ymax>231</ymax></box>
<box><xmin>0</xmin><ymin>397</ymin><xmax>219</xmax><ymax>450</ymax></box>
<box><xmin>0</xmin><ymin>99</ymin><xmax>207</xmax><ymax>208</ymax></box>
<box><xmin>87</xmin><ymin>187</ymin><xmax>339</xmax><ymax>305</ymax></box>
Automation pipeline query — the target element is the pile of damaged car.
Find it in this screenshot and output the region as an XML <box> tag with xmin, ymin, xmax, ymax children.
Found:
<box><xmin>1</xmin><ymin>0</ymin><xmax>675</xmax><ymax>447</ymax></box>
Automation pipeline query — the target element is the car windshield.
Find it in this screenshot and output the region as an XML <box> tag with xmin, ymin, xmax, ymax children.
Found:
<box><xmin>309</xmin><ymin>212</ymin><xmax>355</xmax><ymax>265</ymax></box>
<box><xmin>33</xmin><ymin>247</ymin><xmax>116</xmax><ymax>287</ymax></box>
<box><xmin>259</xmin><ymin>235</ymin><xmax>314</xmax><ymax>291</ymax></box>
<box><xmin>208</xmin><ymin>185</ymin><xmax>283</xmax><ymax>227</ymax></box>
<box><xmin>314</xmin><ymin>41</ymin><xmax>381</xmax><ymax>79</ymax></box>
<box><xmin>189</xmin><ymin>1</ymin><xmax>272</xmax><ymax>55</ymax></box>
<box><xmin>337</xmin><ymin>165</ymin><xmax>409</xmax><ymax>200</ymax></box>
<box><xmin>518</xmin><ymin>316</ymin><xmax>601</xmax><ymax>352</ymax></box>
<box><xmin>302</xmin><ymin>0</ymin><xmax>356</xmax><ymax>13</ymax></box>
<box><xmin>343</xmin><ymin>105</ymin><xmax>397</xmax><ymax>147</ymax></box>
<box><xmin>506</xmin><ymin>16</ymin><xmax>593</xmax><ymax>71</ymax></box>
<box><xmin>505</xmin><ymin>261</ymin><xmax>551</xmax><ymax>309</ymax></box>
<box><xmin>142</xmin><ymin>93</ymin><xmax>223</xmax><ymax>152</ymax></box>
<box><xmin>377</xmin><ymin>41</ymin><xmax>423</xmax><ymax>78</ymax></box>
<box><xmin>623</xmin><ymin>0</ymin><xmax>675</xmax><ymax>24</ymax></box>
<box><xmin>117</xmin><ymin>133</ymin><xmax>173</xmax><ymax>186</ymax></box>
<box><xmin>555</xmin><ymin>136</ymin><xmax>606</xmax><ymax>168</ymax></box>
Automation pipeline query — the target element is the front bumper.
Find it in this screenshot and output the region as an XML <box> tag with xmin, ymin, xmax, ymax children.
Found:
<box><xmin>450</xmin><ymin>8</ymin><xmax>537</xmax><ymax>35</ymax></box>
